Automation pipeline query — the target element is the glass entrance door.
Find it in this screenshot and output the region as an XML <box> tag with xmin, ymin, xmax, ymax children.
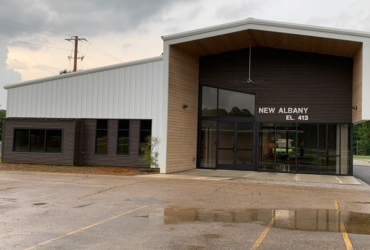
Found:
<box><xmin>217</xmin><ymin>122</ymin><xmax>254</xmax><ymax>170</ymax></box>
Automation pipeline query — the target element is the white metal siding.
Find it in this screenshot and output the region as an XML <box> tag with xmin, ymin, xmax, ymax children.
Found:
<box><xmin>6</xmin><ymin>58</ymin><xmax>164</xmax><ymax>137</ymax></box>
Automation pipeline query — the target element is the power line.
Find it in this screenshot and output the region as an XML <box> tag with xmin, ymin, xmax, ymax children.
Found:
<box><xmin>0</xmin><ymin>18</ymin><xmax>71</xmax><ymax>37</ymax></box>
<box><xmin>65</xmin><ymin>36</ymin><xmax>87</xmax><ymax>71</ymax></box>
<box><xmin>81</xmin><ymin>40</ymin><xmax>123</xmax><ymax>62</ymax></box>
<box><xmin>83</xmin><ymin>55</ymin><xmax>103</xmax><ymax>66</ymax></box>
<box><xmin>0</xmin><ymin>37</ymin><xmax>71</xmax><ymax>51</ymax></box>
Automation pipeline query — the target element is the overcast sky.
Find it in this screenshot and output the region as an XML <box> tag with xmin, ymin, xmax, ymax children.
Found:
<box><xmin>1</xmin><ymin>0</ymin><xmax>370</xmax><ymax>109</ymax></box>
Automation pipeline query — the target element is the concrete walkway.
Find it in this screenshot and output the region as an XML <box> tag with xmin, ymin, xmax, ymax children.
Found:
<box><xmin>143</xmin><ymin>169</ymin><xmax>361</xmax><ymax>185</ymax></box>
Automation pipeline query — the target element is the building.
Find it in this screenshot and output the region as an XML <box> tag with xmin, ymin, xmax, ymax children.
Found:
<box><xmin>2</xmin><ymin>18</ymin><xmax>370</xmax><ymax>175</ymax></box>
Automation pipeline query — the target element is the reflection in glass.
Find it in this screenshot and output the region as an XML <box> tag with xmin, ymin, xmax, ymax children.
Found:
<box><xmin>96</xmin><ymin>130</ymin><xmax>107</xmax><ymax>154</ymax></box>
<box><xmin>318</xmin><ymin>156</ymin><xmax>338</xmax><ymax>174</ymax></box>
<box><xmin>275</xmin><ymin>127</ymin><xmax>296</xmax><ymax>173</ymax></box>
<box><xmin>202</xmin><ymin>86</ymin><xmax>217</xmax><ymax>117</ymax></box>
<box><xmin>117</xmin><ymin>120</ymin><xmax>130</xmax><ymax>155</ymax></box>
<box><xmin>139</xmin><ymin>120</ymin><xmax>152</xmax><ymax>154</ymax></box>
<box><xmin>258</xmin><ymin>123</ymin><xmax>351</xmax><ymax>175</ymax></box>
<box><xmin>96</xmin><ymin>119</ymin><xmax>108</xmax><ymax>154</ymax></box>
<box><xmin>30</xmin><ymin>129</ymin><xmax>45</xmax><ymax>152</ymax></box>
<box><xmin>46</xmin><ymin>130</ymin><xmax>62</xmax><ymax>153</ymax></box>
<box><xmin>201</xmin><ymin>86</ymin><xmax>255</xmax><ymax>118</ymax></box>
<box><xmin>297</xmin><ymin>124</ymin><xmax>318</xmax><ymax>173</ymax></box>
<box><xmin>14</xmin><ymin>129</ymin><xmax>29</xmax><ymax>151</ymax></box>
<box><xmin>218</xmin><ymin>122</ymin><xmax>234</xmax><ymax>166</ymax></box>
<box><xmin>259</xmin><ymin>125</ymin><xmax>275</xmax><ymax>171</ymax></box>
<box><xmin>319</xmin><ymin>124</ymin><xmax>337</xmax><ymax>156</ymax></box>
<box><xmin>236</xmin><ymin>123</ymin><xmax>253</xmax><ymax>166</ymax></box>
<box><xmin>200</xmin><ymin>120</ymin><xmax>217</xmax><ymax>168</ymax></box>
<box><xmin>219</xmin><ymin>89</ymin><xmax>255</xmax><ymax>117</ymax></box>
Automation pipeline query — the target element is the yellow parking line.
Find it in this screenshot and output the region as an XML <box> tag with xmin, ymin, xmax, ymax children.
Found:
<box><xmin>334</xmin><ymin>200</ymin><xmax>354</xmax><ymax>250</ymax></box>
<box><xmin>23</xmin><ymin>205</ymin><xmax>148</xmax><ymax>250</ymax></box>
<box><xmin>250</xmin><ymin>211</ymin><xmax>280</xmax><ymax>250</ymax></box>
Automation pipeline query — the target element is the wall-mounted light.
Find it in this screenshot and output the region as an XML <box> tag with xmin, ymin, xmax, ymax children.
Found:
<box><xmin>182</xmin><ymin>104</ymin><xmax>188</xmax><ymax>109</ymax></box>
<box><xmin>352</xmin><ymin>106</ymin><xmax>357</xmax><ymax>110</ymax></box>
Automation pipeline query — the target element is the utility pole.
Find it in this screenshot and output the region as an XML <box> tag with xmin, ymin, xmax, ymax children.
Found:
<box><xmin>65</xmin><ymin>36</ymin><xmax>87</xmax><ymax>72</ymax></box>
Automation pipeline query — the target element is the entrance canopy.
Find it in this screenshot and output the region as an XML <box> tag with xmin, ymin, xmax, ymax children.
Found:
<box><xmin>163</xmin><ymin>18</ymin><xmax>370</xmax><ymax>123</ymax></box>
<box><xmin>161</xmin><ymin>18</ymin><xmax>370</xmax><ymax>173</ymax></box>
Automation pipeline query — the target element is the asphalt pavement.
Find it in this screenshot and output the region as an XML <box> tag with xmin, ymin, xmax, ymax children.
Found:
<box><xmin>354</xmin><ymin>159</ymin><xmax>370</xmax><ymax>185</ymax></box>
<box><xmin>1</xmin><ymin>171</ymin><xmax>370</xmax><ymax>250</ymax></box>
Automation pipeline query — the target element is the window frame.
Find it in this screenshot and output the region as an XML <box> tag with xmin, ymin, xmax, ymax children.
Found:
<box><xmin>139</xmin><ymin>120</ymin><xmax>152</xmax><ymax>155</ymax></box>
<box><xmin>117</xmin><ymin>120</ymin><xmax>130</xmax><ymax>155</ymax></box>
<box><xmin>13</xmin><ymin>128</ymin><xmax>63</xmax><ymax>153</ymax></box>
<box><xmin>95</xmin><ymin>119</ymin><xmax>108</xmax><ymax>154</ymax></box>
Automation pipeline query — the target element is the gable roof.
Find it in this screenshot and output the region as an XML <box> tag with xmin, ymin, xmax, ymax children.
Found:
<box><xmin>162</xmin><ymin>18</ymin><xmax>369</xmax><ymax>58</ymax></box>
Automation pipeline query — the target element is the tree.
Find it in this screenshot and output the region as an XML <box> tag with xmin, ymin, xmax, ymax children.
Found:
<box><xmin>140</xmin><ymin>136</ymin><xmax>160</xmax><ymax>168</ymax></box>
<box><xmin>354</xmin><ymin>121</ymin><xmax>370</xmax><ymax>155</ymax></box>
<box><xmin>59</xmin><ymin>69</ymin><xmax>71</xmax><ymax>75</ymax></box>
<box><xmin>0</xmin><ymin>109</ymin><xmax>5</xmax><ymax>141</ymax></box>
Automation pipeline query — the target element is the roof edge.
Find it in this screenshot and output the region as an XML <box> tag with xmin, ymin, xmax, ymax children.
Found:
<box><xmin>162</xmin><ymin>18</ymin><xmax>370</xmax><ymax>41</ymax></box>
<box><xmin>4</xmin><ymin>56</ymin><xmax>163</xmax><ymax>89</ymax></box>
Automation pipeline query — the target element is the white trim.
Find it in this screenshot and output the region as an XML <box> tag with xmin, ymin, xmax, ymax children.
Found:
<box><xmin>362</xmin><ymin>42</ymin><xmax>370</xmax><ymax>120</ymax></box>
<box><xmin>159</xmin><ymin>42</ymin><xmax>170</xmax><ymax>174</ymax></box>
<box><xmin>4</xmin><ymin>56</ymin><xmax>163</xmax><ymax>90</ymax></box>
<box><xmin>162</xmin><ymin>18</ymin><xmax>370</xmax><ymax>43</ymax></box>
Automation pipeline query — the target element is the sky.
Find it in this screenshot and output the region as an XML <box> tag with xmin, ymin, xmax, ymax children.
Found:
<box><xmin>1</xmin><ymin>0</ymin><xmax>370</xmax><ymax>109</ymax></box>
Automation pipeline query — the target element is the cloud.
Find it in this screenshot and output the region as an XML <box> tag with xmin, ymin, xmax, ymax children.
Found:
<box><xmin>0</xmin><ymin>0</ymin><xmax>198</xmax><ymax>39</ymax></box>
<box><xmin>122</xmin><ymin>43</ymin><xmax>132</xmax><ymax>49</ymax></box>
<box><xmin>0</xmin><ymin>43</ymin><xmax>22</xmax><ymax>109</ymax></box>
<box><xmin>214</xmin><ymin>0</ymin><xmax>271</xmax><ymax>20</ymax></box>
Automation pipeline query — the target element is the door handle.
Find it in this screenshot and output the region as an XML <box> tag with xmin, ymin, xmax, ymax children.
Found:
<box><xmin>233</xmin><ymin>147</ymin><xmax>237</xmax><ymax>152</ymax></box>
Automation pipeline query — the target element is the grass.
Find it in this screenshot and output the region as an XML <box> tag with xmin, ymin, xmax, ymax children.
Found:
<box><xmin>354</xmin><ymin>155</ymin><xmax>370</xmax><ymax>160</ymax></box>
<box><xmin>0</xmin><ymin>160</ymin><xmax>159</xmax><ymax>176</ymax></box>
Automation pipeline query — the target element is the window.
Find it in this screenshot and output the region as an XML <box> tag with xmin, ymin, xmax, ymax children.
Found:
<box><xmin>14</xmin><ymin>129</ymin><xmax>29</xmax><ymax>152</ymax></box>
<box><xmin>258</xmin><ymin>123</ymin><xmax>351</xmax><ymax>175</ymax></box>
<box><xmin>30</xmin><ymin>129</ymin><xmax>45</xmax><ymax>152</ymax></box>
<box><xmin>117</xmin><ymin>120</ymin><xmax>130</xmax><ymax>155</ymax></box>
<box><xmin>13</xmin><ymin>129</ymin><xmax>62</xmax><ymax>153</ymax></box>
<box><xmin>201</xmin><ymin>86</ymin><xmax>255</xmax><ymax>117</ymax></box>
<box><xmin>139</xmin><ymin>120</ymin><xmax>152</xmax><ymax>154</ymax></box>
<box><xmin>46</xmin><ymin>130</ymin><xmax>62</xmax><ymax>152</ymax></box>
<box><xmin>95</xmin><ymin>120</ymin><xmax>108</xmax><ymax>154</ymax></box>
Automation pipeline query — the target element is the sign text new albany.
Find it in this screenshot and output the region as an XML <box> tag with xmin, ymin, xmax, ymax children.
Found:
<box><xmin>259</xmin><ymin>107</ymin><xmax>309</xmax><ymax>121</ymax></box>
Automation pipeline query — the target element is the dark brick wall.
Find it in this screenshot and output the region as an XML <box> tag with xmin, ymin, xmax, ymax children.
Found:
<box><xmin>2</xmin><ymin>119</ymin><xmax>77</xmax><ymax>165</ymax></box>
<box><xmin>2</xmin><ymin>118</ymin><xmax>147</xmax><ymax>167</ymax></box>
<box><xmin>79</xmin><ymin>119</ymin><xmax>146</xmax><ymax>167</ymax></box>
<box><xmin>199</xmin><ymin>47</ymin><xmax>353</xmax><ymax>123</ymax></box>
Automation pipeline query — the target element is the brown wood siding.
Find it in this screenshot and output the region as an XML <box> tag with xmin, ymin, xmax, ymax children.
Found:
<box><xmin>73</xmin><ymin>120</ymin><xmax>82</xmax><ymax>165</ymax></box>
<box><xmin>174</xmin><ymin>29</ymin><xmax>361</xmax><ymax>58</ymax></box>
<box><xmin>167</xmin><ymin>46</ymin><xmax>199</xmax><ymax>173</ymax></box>
<box><xmin>79</xmin><ymin>119</ymin><xmax>146</xmax><ymax>167</ymax></box>
<box><xmin>2</xmin><ymin>118</ymin><xmax>147</xmax><ymax>167</ymax></box>
<box><xmin>2</xmin><ymin>119</ymin><xmax>77</xmax><ymax>165</ymax></box>
<box><xmin>199</xmin><ymin>47</ymin><xmax>353</xmax><ymax>123</ymax></box>
<box><xmin>352</xmin><ymin>46</ymin><xmax>363</xmax><ymax>122</ymax></box>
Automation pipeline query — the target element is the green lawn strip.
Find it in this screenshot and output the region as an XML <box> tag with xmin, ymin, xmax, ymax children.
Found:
<box><xmin>354</xmin><ymin>155</ymin><xmax>370</xmax><ymax>160</ymax></box>
<box><xmin>0</xmin><ymin>162</ymin><xmax>159</xmax><ymax>176</ymax></box>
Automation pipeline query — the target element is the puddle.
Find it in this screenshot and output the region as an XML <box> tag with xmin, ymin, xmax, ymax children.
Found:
<box><xmin>74</xmin><ymin>203</ymin><xmax>94</xmax><ymax>208</ymax></box>
<box><xmin>0</xmin><ymin>198</ymin><xmax>17</xmax><ymax>202</ymax></box>
<box><xmin>354</xmin><ymin>202</ymin><xmax>370</xmax><ymax>205</ymax></box>
<box><xmin>33</xmin><ymin>203</ymin><xmax>47</xmax><ymax>206</ymax></box>
<box><xmin>164</xmin><ymin>207</ymin><xmax>370</xmax><ymax>235</ymax></box>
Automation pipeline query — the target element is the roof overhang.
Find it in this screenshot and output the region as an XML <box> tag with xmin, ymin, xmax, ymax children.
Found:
<box><xmin>162</xmin><ymin>18</ymin><xmax>369</xmax><ymax>58</ymax></box>
<box><xmin>161</xmin><ymin>18</ymin><xmax>370</xmax><ymax>124</ymax></box>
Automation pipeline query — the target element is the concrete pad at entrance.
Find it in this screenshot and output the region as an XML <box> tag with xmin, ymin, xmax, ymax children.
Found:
<box><xmin>142</xmin><ymin>169</ymin><xmax>362</xmax><ymax>185</ymax></box>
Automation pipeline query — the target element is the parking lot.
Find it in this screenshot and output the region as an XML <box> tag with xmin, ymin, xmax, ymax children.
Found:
<box><xmin>1</xmin><ymin>171</ymin><xmax>370</xmax><ymax>250</ymax></box>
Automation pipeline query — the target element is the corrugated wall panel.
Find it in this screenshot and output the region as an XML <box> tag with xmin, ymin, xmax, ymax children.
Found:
<box><xmin>6</xmin><ymin>58</ymin><xmax>164</xmax><ymax>138</ymax></box>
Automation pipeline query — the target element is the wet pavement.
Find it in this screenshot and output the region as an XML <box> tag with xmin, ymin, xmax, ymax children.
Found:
<box><xmin>144</xmin><ymin>169</ymin><xmax>362</xmax><ymax>185</ymax></box>
<box><xmin>1</xmin><ymin>171</ymin><xmax>370</xmax><ymax>250</ymax></box>
<box><xmin>354</xmin><ymin>159</ymin><xmax>370</xmax><ymax>185</ymax></box>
